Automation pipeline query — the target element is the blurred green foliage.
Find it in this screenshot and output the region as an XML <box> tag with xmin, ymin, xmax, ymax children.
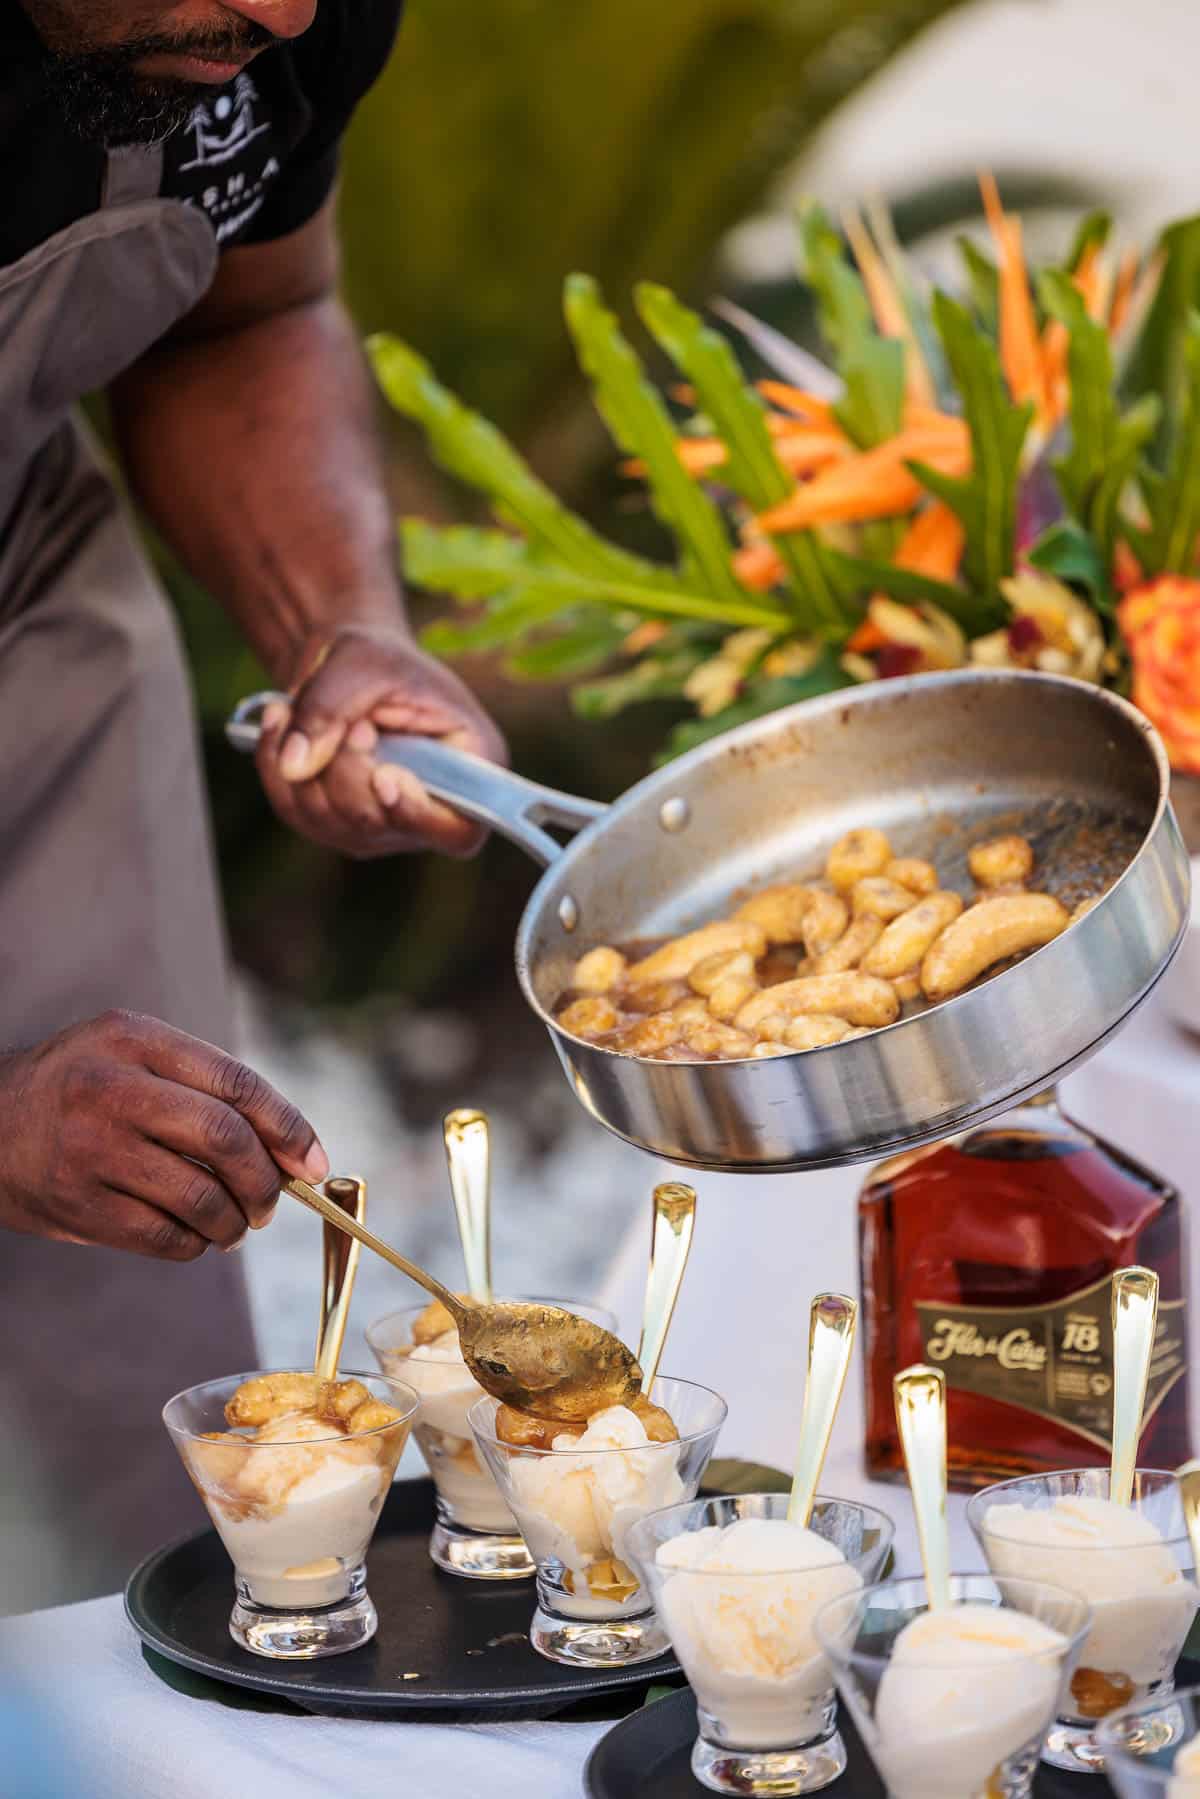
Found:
<box><xmin>337</xmin><ymin>0</ymin><xmax>974</xmax><ymax>443</ymax></box>
<box><xmin>182</xmin><ymin>0</ymin><xmax>984</xmax><ymax>1007</ymax></box>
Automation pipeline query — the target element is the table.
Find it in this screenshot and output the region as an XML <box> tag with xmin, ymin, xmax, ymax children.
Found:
<box><xmin>0</xmin><ymin>972</ymin><xmax>1195</xmax><ymax>1798</ymax></box>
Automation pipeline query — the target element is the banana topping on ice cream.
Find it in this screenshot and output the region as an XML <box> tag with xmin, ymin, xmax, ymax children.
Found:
<box><xmin>183</xmin><ymin>1373</ymin><xmax>411</xmax><ymax>1608</ymax></box>
<box><xmin>500</xmin><ymin>1398</ymin><xmax>686</xmax><ymax>1612</ymax></box>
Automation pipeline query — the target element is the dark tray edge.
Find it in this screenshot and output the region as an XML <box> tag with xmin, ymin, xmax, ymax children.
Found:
<box><xmin>123</xmin><ymin>1491</ymin><xmax>681</xmax><ymax>1711</ymax></box>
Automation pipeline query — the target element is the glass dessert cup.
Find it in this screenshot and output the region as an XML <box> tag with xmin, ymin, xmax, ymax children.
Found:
<box><xmin>814</xmin><ymin>1571</ymin><xmax>1091</xmax><ymax>1799</ymax></box>
<box><xmin>967</xmin><ymin>1469</ymin><xmax>1199</xmax><ymax>1774</ymax></box>
<box><xmin>367</xmin><ymin>1296</ymin><xmax>616</xmax><ymax>1580</ymax></box>
<box><xmin>164</xmin><ymin>1369</ymin><xmax>417</xmax><ymax>1660</ymax></box>
<box><xmin>626</xmin><ymin>1492</ymin><xmax>895</xmax><ymax>1796</ymax></box>
<box><xmin>1096</xmin><ymin>1686</ymin><xmax>1200</xmax><ymax>1797</ymax></box>
<box><xmin>469</xmin><ymin>1375</ymin><xmax>726</xmax><ymax>1668</ymax></box>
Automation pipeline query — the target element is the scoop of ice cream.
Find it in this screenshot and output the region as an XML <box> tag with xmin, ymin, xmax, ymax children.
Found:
<box><xmin>235</xmin><ymin>1414</ymin><xmax>346</xmax><ymax>1508</ymax></box>
<box><xmin>874</xmin><ymin>1603</ymin><xmax>1068</xmax><ymax>1799</ymax></box>
<box><xmin>403</xmin><ymin>1330</ymin><xmax>477</xmax><ymax>1395</ymax></box>
<box><xmin>1170</xmin><ymin>1734</ymin><xmax>1200</xmax><ymax>1798</ymax></box>
<box><xmin>982</xmin><ymin>1494</ymin><xmax>1197</xmax><ymax>1681</ymax></box>
<box><xmin>657</xmin><ymin>1517</ymin><xmax>861</xmax><ymax>1681</ymax></box>
<box><xmin>509</xmin><ymin>1403</ymin><xmax>685</xmax><ymax>1581</ymax></box>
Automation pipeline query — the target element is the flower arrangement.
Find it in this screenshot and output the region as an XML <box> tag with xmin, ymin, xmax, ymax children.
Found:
<box><xmin>369</xmin><ymin>178</ymin><xmax>1200</xmax><ymax>771</ymax></box>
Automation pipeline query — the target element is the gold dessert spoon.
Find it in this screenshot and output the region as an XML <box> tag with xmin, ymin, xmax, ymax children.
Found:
<box><xmin>313</xmin><ymin>1175</ymin><xmax>366</xmax><ymax>1383</ymax></box>
<box><xmin>894</xmin><ymin>1362</ymin><xmax>951</xmax><ymax>1610</ymax></box>
<box><xmin>1110</xmin><ymin>1264</ymin><xmax>1160</xmax><ymax>1507</ymax></box>
<box><xmin>787</xmin><ymin>1293</ymin><xmax>857</xmax><ymax>1527</ymax></box>
<box><xmin>284</xmin><ymin>1176</ymin><xmax>642</xmax><ymax>1422</ymax></box>
<box><xmin>443</xmin><ymin>1108</ymin><xmax>493</xmax><ymax>1303</ymax></box>
<box><xmin>1177</xmin><ymin>1459</ymin><xmax>1200</xmax><ymax>1575</ymax></box>
<box><xmin>637</xmin><ymin>1182</ymin><xmax>696</xmax><ymax>1392</ymax></box>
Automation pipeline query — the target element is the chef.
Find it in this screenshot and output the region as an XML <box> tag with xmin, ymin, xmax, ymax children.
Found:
<box><xmin>0</xmin><ymin>0</ymin><xmax>505</xmax><ymax>1609</ymax></box>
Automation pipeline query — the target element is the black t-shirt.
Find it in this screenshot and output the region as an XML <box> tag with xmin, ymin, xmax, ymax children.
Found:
<box><xmin>0</xmin><ymin>1</ymin><xmax>402</xmax><ymax>270</ymax></box>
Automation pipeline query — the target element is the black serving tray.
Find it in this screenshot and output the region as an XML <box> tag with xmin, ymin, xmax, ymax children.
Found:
<box><xmin>585</xmin><ymin>1688</ymin><xmax>1115</xmax><ymax>1798</ymax></box>
<box><xmin>125</xmin><ymin>1476</ymin><xmax>678</xmax><ymax>1713</ymax></box>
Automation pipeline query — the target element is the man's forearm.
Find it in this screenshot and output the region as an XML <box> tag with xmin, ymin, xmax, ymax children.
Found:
<box><xmin>110</xmin><ymin>294</ymin><xmax>405</xmax><ymax>686</ymax></box>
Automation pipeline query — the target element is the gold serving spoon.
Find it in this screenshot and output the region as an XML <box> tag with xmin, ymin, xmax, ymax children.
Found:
<box><xmin>443</xmin><ymin>1108</ymin><xmax>493</xmax><ymax>1303</ymax></box>
<box><xmin>787</xmin><ymin>1293</ymin><xmax>857</xmax><ymax>1527</ymax></box>
<box><xmin>1110</xmin><ymin>1265</ymin><xmax>1159</xmax><ymax>1507</ymax></box>
<box><xmin>894</xmin><ymin>1362</ymin><xmax>951</xmax><ymax>1610</ymax></box>
<box><xmin>637</xmin><ymin>1182</ymin><xmax>696</xmax><ymax>1392</ymax></box>
<box><xmin>313</xmin><ymin>1175</ymin><xmax>366</xmax><ymax>1382</ymax></box>
<box><xmin>284</xmin><ymin>1176</ymin><xmax>641</xmax><ymax>1422</ymax></box>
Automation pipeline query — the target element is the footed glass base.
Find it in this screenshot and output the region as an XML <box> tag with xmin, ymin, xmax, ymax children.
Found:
<box><xmin>529</xmin><ymin>1603</ymin><xmax>668</xmax><ymax>1668</ymax></box>
<box><xmin>230</xmin><ymin>1565</ymin><xmax>376</xmax><ymax>1660</ymax></box>
<box><xmin>429</xmin><ymin>1517</ymin><xmax>534</xmax><ymax>1581</ymax></box>
<box><xmin>1043</xmin><ymin>1682</ymin><xmax>1171</xmax><ymax>1775</ymax></box>
<box><xmin>692</xmin><ymin>1729</ymin><xmax>847</xmax><ymax>1795</ymax></box>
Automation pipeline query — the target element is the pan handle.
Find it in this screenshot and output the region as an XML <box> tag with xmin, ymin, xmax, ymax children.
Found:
<box><xmin>225</xmin><ymin>690</ymin><xmax>606</xmax><ymax>867</ymax></box>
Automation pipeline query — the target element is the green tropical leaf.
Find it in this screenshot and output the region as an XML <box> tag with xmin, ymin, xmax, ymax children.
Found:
<box><xmin>371</xmin><ymin>336</ymin><xmax>656</xmax><ymax>586</ymax></box>
<box><xmin>1027</xmin><ymin>521</ymin><xmax>1113</xmax><ymax>611</ymax></box>
<box><xmin>403</xmin><ymin>519</ymin><xmax>792</xmax><ymax>631</ymax></box>
<box><xmin>798</xmin><ymin>203</ymin><xmax>905</xmax><ymax>448</ymax></box>
<box><xmin>822</xmin><ymin>548</ymin><xmax>1002</xmax><ymax>634</ymax></box>
<box><xmin>659</xmin><ymin>654</ymin><xmax>851</xmax><ymax>761</ymax></box>
<box><xmin>1121</xmin><ymin>215</ymin><xmax>1200</xmax><ymax>458</ymax></box>
<box><xmin>573</xmin><ymin>650</ymin><xmax>705</xmax><ymax>718</ymax></box>
<box><xmin>836</xmin><ymin>337</ymin><xmax>908</xmax><ymax>448</ymax></box>
<box><xmin>1065</xmin><ymin>209</ymin><xmax>1112</xmax><ymax>273</ymax></box>
<box><xmin>956</xmin><ymin>236</ymin><xmax>999</xmax><ymax>334</ymax></box>
<box><xmin>1137</xmin><ymin>313</ymin><xmax>1200</xmax><ymax>574</ymax></box>
<box><xmin>704</xmin><ymin>1458</ymin><xmax>790</xmax><ymax>1495</ymax></box>
<box><xmin>420</xmin><ymin>591</ymin><xmax>568</xmax><ymax>656</ymax></box>
<box><xmin>563</xmin><ymin>274</ymin><xmax>742</xmax><ymax>601</ymax></box>
<box><xmin>635</xmin><ymin>282</ymin><xmax>788</xmax><ymax>509</ymax></box>
<box><xmin>1037</xmin><ymin>273</ymin><xmax>1159</xmax><ymax>570</ymax></box>
<box><xmin>505</xmin><ymin>616</ymin><xmax>627</xmax><ymax>679</ymax></box>
<box><xmin>912</xmin><ymin>293</ymin><xmax>1032</xmax><ymax>600</ymax></box>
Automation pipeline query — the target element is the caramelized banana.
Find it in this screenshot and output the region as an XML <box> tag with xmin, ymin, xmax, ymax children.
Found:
<box><xmin>851</xmin><ymin>876</ymin><xmax>920</xmax><ymax>922</ymax></box>
<box><xmin>826</xmin><ymin>828</ymin><xmax>892</xmax><ymax>892</ymax></box>
<box><xmin>558</xmin><ymin>996</ymin><xmax>620</xmax><ymax>1038</ymax></box>
<box><xmin>412</xmin><ymin>1297</ymin><xmax>460</xmax><ymax>1345</ymax></box>
<box><xmin>631</xmin><ymin>1392</ymin><xmax>679</xmax><ymax>1442</ymax></box>
<box><xmin>736</xmin><ymin>972</ymin><xmax>899</xmax><ymax>1032</ymax></box>
<box><xmin>783</xmin><ymin>1014</ymin><xmax>852</xmax><ymax>1050</ymax></box>
<box><xmin>346</xmin><ymin>1397</ymin><xmax>404</xmax><ymax>1434</ymax></box>
<box><xmin>968</xmin><ymin>834</ymin><xmax>1034</xmax><ymax>888</ymax></box>
<box><xmin>494</xmin><ymin>1403</ymin><xmax>556</xmax><ymax>1450</ymax></box>
<box><xmin>626</xmin><ymin>921</ymin><xmax>767</xmax><ymax>985</ymax></box>
<box><xmin>734</xmin><ymin>883</ymin><xmax>816</xmax><ymax>945</ymax></box>
<box><xmin>861</xmin><ymin>890</ymin><xmax>965</xmax><ymax>979</ymax></box>
<box><xmin>801</xmin><ymin>891</ymin><xmax>849</xmax><ymax>958</ymax></box>
<box><xmin>572</xmin><ymin>946</ymin><xmax>628</xmax><ymax>993</ymax></box>
<box><xmin>812</xmin><ymin>913</ymin><xmax>883</xmax><ymax>975</ymax></box>
<box><xmin>885</xmin><ymin>857</ymin><xmax>938</xmax><ymax>896</ymax></box>
<box><xmin>921</xmin><ymin>893</ymin><xmax>1069</xmax><ymax>1000</ymax></box>
<box><xmin>688</xmin><ymin>948</ymin><xmax>756</xmax><ymax>997</ymax></box>
<box><xmin>225</xmin><ymin>1372</ymin><xmax>324</xmax><ymax>1428</ymax></box>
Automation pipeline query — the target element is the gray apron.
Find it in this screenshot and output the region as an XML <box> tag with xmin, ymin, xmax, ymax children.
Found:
<box><xmin>0</xmin><ymin>147</ymin><xmax>258</xmax><ymax>1612</ymax></box>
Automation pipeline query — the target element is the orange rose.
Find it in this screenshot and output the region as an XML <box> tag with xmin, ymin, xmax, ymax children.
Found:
<box><xmin>1118</xmin><ymin>577</ymin><xmax>1200</xmax><ymax>773</ymax></box>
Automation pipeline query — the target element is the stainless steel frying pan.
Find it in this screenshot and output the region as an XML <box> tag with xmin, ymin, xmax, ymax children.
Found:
<box><xmin>228</xmin><ymin>670</ymin><xmax>1189</xmax><ymax>1173</ymax></box>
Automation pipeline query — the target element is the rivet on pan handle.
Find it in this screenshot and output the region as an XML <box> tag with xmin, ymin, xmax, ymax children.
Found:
<box><xmin>226</xmin><ymin>690</ymin><xmax>606</xmax><ymax>868</ymax></box>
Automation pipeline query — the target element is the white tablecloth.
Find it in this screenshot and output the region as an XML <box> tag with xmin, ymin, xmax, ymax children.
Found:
<box><xmin>1</xmin><ymin>974</ymin><xmax>1196</xmax><ymax>1798</ymax></box>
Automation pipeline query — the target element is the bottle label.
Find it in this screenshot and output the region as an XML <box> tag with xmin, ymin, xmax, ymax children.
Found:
<box><xmin>915</xmin><ymin>1274</ymin><xmax>1187</xmax><ymax>1450</ymax></box>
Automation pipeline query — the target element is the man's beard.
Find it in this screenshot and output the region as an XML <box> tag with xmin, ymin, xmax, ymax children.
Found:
<box><xmin>41</xmin><ymin>19</ymin><xmax>275</xmax><ymax>147</ymax></box>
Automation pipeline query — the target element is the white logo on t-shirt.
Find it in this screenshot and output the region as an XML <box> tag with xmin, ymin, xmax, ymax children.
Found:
<box><xmin>179</xmin><ymin>74</ymin><xmax>270</xmax><ymax>171</ymax></box>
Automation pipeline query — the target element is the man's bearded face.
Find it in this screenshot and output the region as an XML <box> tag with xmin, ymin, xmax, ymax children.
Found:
<box><xmin>19</xmin><ymin>1</ymin><xmax>312</xmax><ymax>145</ymax></box>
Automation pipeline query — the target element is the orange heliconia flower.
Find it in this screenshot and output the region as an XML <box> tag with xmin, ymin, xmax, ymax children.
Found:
<box><xmin>1118</xmin><ymin>577</ymin><xmax>1200</xmax><ymax>774</ymax></box>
